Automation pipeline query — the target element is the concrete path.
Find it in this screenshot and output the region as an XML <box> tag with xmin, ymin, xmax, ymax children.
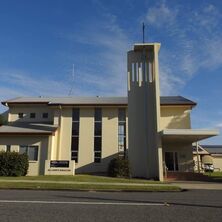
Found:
<box><xmin>0</xmin><ymin>179</ymin><xmax>171</xmax><ymax>187</ymax></box>
<box><xmin>171</xmin><ymin>181</ymin><xmax>222</xmax><ymax>190</ymax></box>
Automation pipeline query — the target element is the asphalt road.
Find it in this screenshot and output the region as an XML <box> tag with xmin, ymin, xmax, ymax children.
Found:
<box><xmin>0</xmin><ymin>189</ymin><xmax>222</xmax><ymax>222</ymax></box>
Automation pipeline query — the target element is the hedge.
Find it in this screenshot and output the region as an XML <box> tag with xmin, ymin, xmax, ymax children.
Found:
<box><xmin>108</xmin><ymin>156</ymin><xmax>130</xmax><ymax>178</ymax></box>
<box><xmin>0</xmin><ymin>151</ymin><xmax>29</xmax><ymax>176</ymax></box>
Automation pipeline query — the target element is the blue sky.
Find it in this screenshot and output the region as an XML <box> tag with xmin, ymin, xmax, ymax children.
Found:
<box><xmin>0</xmin><ymin>0</ymin><xmax>222</xmax><ymax>144</ymax></box>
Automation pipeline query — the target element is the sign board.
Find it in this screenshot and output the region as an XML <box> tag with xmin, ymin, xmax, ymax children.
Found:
<box><xmin>50</xmin><ymin>160</ymin><xmax>69</xmax><ymax>168</ymax></box>
<box><xmin>45</xmin><ymin>160</ymin><xmax>75</xmax><ymax>176</ymax></box>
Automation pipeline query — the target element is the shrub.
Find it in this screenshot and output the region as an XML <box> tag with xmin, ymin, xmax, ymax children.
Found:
<box><xmin>0</xmin><ymin>151</ymin><xmax>29</xmax><ymax>176</ymax></box>
<box><xmin>0</xmin><ymin>114</ymin><xmax>8</xmax><ymax>125</ymax></box>
<box><xmin>108</xmin><ymin>156</ymin><xmax>130</xmax><ymax>178</ymax></box>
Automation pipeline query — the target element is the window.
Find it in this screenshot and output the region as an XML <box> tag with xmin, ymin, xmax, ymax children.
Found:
<box><xmin>42</xmin><ymin>113</ymin><xmax>48</xmax><ymax>119</ymax></box>
<box><xmin>94</xmin><ymin>108</ymin><xmax>102</xmax><ymax>163</ymax></box>
<box><xmin>95</xmin><ymin>108</ymin><xmax>102</xmax><ymax>122</ymax></box>
<box><xmin>19</xmin><ymin>145</ymin><xmax>38</xmax><ymax>161</ymax></box>
<box><xmin>165</xmin><ymin>152</ymin><xmax>178</xmax><ymax>171</ymax></box>
<box><xmin>18</xmin><ymin>113</ymin><xmax>24</xmax><ymax>118</ymax></box>
<box><xmin>72</xmin><ymin>122</ymin><xmax>79</xmax><ymax>136</ymax></box>
<box><xmin>6</xmin><ymin>145</ymin><xmax>11</xmax><ymax>152</ymax></box>
<box><xmin>30</xmin><ymin>113</ymin><xmax>36</xmax><ymax>118</ymax></box>
<box><xmin>71</xmin><ymin>108</ymin><xmax>80</xmax><ymax>162</ymax></box>
<box><xmin>94</xmin><ymin>122</ymin><xmax>102</xmax><ymax>136</ymax></box>
<box><xmin>118</xmin><ymin>108</ymin><xmax>126</xmax><ymax>156</ymax></box>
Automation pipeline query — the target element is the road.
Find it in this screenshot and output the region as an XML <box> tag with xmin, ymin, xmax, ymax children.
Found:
<box><xmin>0</xmin><ymin>189</ymin><xmax>222</xmax><ymax>222</ymax></box>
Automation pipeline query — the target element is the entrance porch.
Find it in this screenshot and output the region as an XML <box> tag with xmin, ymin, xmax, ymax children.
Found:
<box><xmin>161</xmin><ymin>129</ymin><xmax>219</xmax><ymax>180</ymax></box>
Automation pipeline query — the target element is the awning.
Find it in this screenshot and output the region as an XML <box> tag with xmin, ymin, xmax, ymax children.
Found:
<box><xmin>162</xmin><ymin>129</ymin><xmax>219</xmax><ymax>143</ymax></box>
<box><xmin>0</xmin><ymin>123</ymin><xmax>58</xmax><ymax>135</ymax></box>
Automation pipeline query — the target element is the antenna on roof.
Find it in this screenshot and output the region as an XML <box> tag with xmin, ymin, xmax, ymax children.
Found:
<box><xmin>68</xmin><ymin>64</ymin><xmax>75</xmax><ymax>96</ymax></box>
<box><xmin>142</xmin><ymin>22</ymin><xmax>145</xmax><ymax>43</ymax></box>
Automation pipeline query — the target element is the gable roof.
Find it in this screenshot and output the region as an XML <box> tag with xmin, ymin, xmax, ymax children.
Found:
<box><xmin>2</xmin><ymin>96</ymin><xmax>196</xmax><ymax>107</ymax></box>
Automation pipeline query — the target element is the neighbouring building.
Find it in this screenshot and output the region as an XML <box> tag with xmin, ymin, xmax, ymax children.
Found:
<box><xmin>0</xmin><ymin>43</ymin><xmax>219</xmax><ymax>180</ymax></box>
<box><xmin>193</xmin><ymin>145</ymin><xmax>222</xmax><ymax>172</ymax></box>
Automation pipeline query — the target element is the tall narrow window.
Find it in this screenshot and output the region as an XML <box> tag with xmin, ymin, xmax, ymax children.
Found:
<box><xmin>118</xmin><ymin>108</ymin><xmax>126</xmax><ymax>157</ymax></box>
<box><xmin>71</xmin><ymin>108</ymin><xmax>80</xmax><ymax>162</ymax></box>
<box><xmin>6</xmin><ymin>145</ymin><xmax>11</xmax><ymax>152</ymax></box>
<box><xmin>18</xmin><ymin>113</ymin><xmax>24</xmax><ymax>119</ymax></box>
<box><xmin>94</xmin><ymin>108</ymin><xmax>102</xmax><ymax>163</ymax></box>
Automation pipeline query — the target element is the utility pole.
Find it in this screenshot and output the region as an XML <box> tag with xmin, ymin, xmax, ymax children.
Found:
<box><xmin>196</xmin><ymin>142</ymin><xmax>200</xmax><ymax>173</ymax></box>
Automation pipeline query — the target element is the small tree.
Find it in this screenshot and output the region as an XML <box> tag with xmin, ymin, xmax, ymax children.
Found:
<box><xmin>0</xmin><ymin>151</ymin><xmax>29</xmax><ymax>176</ymax></box>
<box><xmin>108</xmin><ymin>156</ymin><xmax>130</xmax><ymax>178</ymax></box>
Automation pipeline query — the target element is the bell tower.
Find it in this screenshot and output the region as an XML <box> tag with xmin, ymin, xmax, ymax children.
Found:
<box><xmin>127</xmin><ymin>43</ymin><xmax>163</xmax><ymax>180</ymax></box>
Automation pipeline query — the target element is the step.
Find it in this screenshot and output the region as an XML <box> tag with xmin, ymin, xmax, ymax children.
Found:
<box><xmin>165</xmin><ymin>172</ymin><xmax>211</xmax><ymax>181</ymax></box>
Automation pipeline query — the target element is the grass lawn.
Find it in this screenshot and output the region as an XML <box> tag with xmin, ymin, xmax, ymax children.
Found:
<box><xmin>204</xmin><ymin>172</ymin><xmax>222</xmax><ymax>182</ymax></box>
<box><xmin>0</xmin><ymin>181</ymin><xmax>180</xmax><ymax>192</ymax></box>
<box><xmin>0</xmin><ymin>175</ymin><xmax>165</xmax><ymax>184</ymax></box>
<box><xmin>0</xmin><ymin>175</ymin><xmax>181</xmax><ymax>191</ymax></box>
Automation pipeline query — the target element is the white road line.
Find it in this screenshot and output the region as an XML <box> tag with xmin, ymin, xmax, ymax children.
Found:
<box><xmin>0</xmin><ymin>200</ymin><xmax>167</xmax><ymax>206</ymax></box>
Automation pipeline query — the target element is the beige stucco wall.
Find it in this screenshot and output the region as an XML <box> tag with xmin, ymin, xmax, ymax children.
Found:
<box><xmin>0</xmin><ymin>135</ymin><xmax>50</xmax><ymax>176</ymax></box>
<box><xmin>76</xmin><ymin>107</ymin><xmax>120</xmax><ymax>173</ymax></box>
<box><xmin>76</xmin><ymin>107</ymin><xmax>94</xmax><ymax>172</ymax></box>
<box><xmin>8</xmin><ymin>104</ymin><xmax>54</xmax><ymax>123</ymax></box>
<box><xmin>212</xmin><ymin>156</ymin><xmax>222</xmax><ymax>171</ymax></box>
<box><xmin>57</xmin><ymin>108</ymin><xmax>72</xmax><ymax>160</ymax></box>
<box><xmin>163</xmin><ymin>142</ymin><xmax>194</xmax><ymax>172</ymax></box>
<box><xmin>50</xmin><ymin>106</ymin><xmax>125</xmax><ymax>174</ymax></box>
<box><xmin>160</xmin><ymin>106</ymin><xmax>191</xmax><ymax>130</ymax></box>
<box><xmin>3</xmin><ymin>102</ymin><xmax>193</xmax><ymax>176</ymax></box>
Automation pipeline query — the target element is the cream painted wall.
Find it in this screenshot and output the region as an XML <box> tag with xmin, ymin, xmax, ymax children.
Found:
<box><xmin>76</xmin><ymin>108</ymin><xmax>94</xmax><ymax>173</ymax></box>
<box><xmin>0</xmin><ymin>135</ymin><xmax>50</xmax><ymax>176</ymax></box>
<box><xmin>2</xmin><ymin>103</ymin><xmax>194</xmax><ymax>176</ymax></box>
<box><xmin>101</xmin><ymin>107</ymin><xmax>119</xmax><ymax>170</ymax></box>
<box><xmin>160</xmin><ymin>106</ymin><xmax>191</xmax><ymax>129</ymax></box>
<box><xmin>212</xmin><ymin>156</ymin><xmax>222</xmax><ymax>171</ymax></box>
<box><xmin>8</xmin><ymin>104</ymin><xmax>54</xmax><ymax>123</ymax></box>
<box><xmin>57</xmin><ymin>108</ymin><xmax>72</xmax><ymax>160</ymax></box>
<box><xmin>76</xmin><ymin>107</ymin><xmax>119</xmax><ymax>173</ymax></box>
<box><xmin>160</xmin><ymin>106</ymin><xmax>191</xmax><ymax>130</ymax></box>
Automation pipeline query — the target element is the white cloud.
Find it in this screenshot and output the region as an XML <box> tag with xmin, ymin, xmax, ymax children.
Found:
<box><xmin>59</xmin><ymin>9</ymin><xmax>131</xmax><ymax>96</ymax></box>
<box><xmin>146</xmin><ymin>2</ymin><xmax>178</xmax><ymax>27</ymax></box>
<box><xmin>0</xmin><ymin>4</ymin><xmax>130</xmax><ymax>111</ymax></box>
<box><xmin>216</xmin><ymin>123</ymin><xmax>222</xmax><ymax>128</ymax></box>
<box><xmin>144</xmin><ymin>2</ymin><xmax>222</xmax><ymax>95</ymax></box>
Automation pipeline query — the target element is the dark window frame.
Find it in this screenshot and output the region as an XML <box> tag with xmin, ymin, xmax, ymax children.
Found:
<box><xmin>19</xmin><ymin>145</ymin><xmax>38</xmax><ymax>161</ymax></box>
<box><xmin>94</xmin><ymin>108</ymin><xmax>102</xmax><ymax>163</ymax></box>
<box><xmin>42</xmin><ymin>113</ymin><xmax>48</xmax><ymax>119</ymax></box>
<box><xmin>18</xmin><ymin>113</ymin><xmax>24</xmax><ymax>119</ymax></box>
<box><xmin>118</xmin><ymin>108</ymin><xmax>126</xmax><ymax>156</ymax></box>
<box><xmin>30</xmin><ymin>113</ymin><xmax>36</xmax><ymax>119</ymax></box>
<box><xmin>71</xmin><ymin>108</ymin><xmax>80</xmax><ymax>162</ymax></box>
<box><xmin>6</xmin><ymin>145</ymin><xmax>11</xmax><ymax>152</ymax></box>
